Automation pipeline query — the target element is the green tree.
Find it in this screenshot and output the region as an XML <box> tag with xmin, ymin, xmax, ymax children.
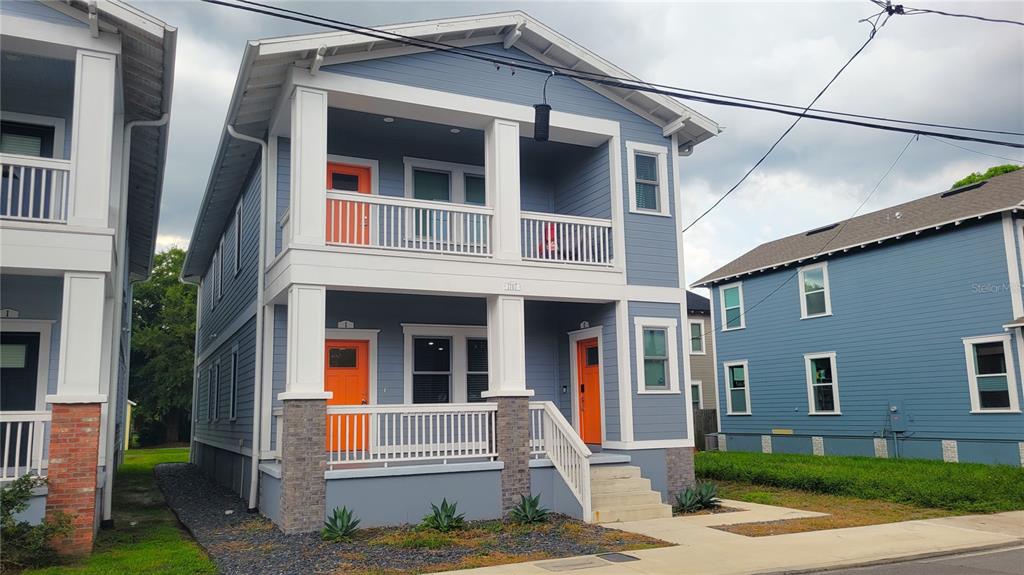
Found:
<box><xmin>952</xmin><ymin>164</ymin><xmax>1021</xmax><ymax>189</ymax></box>
<box><xmin>130</xmin><ymin>247</ymin><xmax>196</xmax><ymax>445</ymax></box>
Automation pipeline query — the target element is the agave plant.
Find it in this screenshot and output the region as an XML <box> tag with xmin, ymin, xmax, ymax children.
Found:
<box><xmin>695</xmin><ymin>481</ymin><xmax>721</xmax><ymax>509</ymax></box>
<box><xmin>673</xmin><ymin>488</ymin><xmax>703</xmax><ymax>514</ymax></box>
<box><xmin>421</xmin><ymin>498</ymin><xmax>465</xmax><ymax>532</ymax></box>
<box><xmin>509</xmin><ymin>494</ymin><xmax>550</xmax><ymax>524</ymax></box>
<box><xmin>322</xmin><ymin>506</ymin><xmax>361</xmax><ymax>541</ymax></box>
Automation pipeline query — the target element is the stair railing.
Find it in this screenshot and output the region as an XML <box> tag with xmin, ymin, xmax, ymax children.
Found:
<box><xmin>528</xmin><ymin>401</ymin><xmax>592</xmax><ymax>521</ymax></box>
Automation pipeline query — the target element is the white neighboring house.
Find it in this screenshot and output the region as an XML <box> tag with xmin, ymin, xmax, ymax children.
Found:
<box><xmin>0</xmin><ymin>0</ymin><xmax>175</xmax><ymax>555</ymax></box>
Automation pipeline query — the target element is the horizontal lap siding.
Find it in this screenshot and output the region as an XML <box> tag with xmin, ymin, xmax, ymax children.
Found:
<box><xmin>554</xmin><ymin>142</ymin><xmax>611</xmax><ymax>219</ymax></box>
<box><xmin>687</xmin><ymin>315</ymin><xmax>717</xmax><ymax>408</ymax></box>
<box><xmin>275</xmin><ymin>137</ymin><xmax>290</xmax><ymax>255</ymax></box>
<box><xmin>714</xmin><ymin>218</ymin><xmax>1024</xmax><ymax>442</ymax></box>
<box><xmin>325</xmin><ymin>44</ymin><xmax>677</xmax><ymax>287</ymax></box>
<box><xmin>629</xmin><ymin>302</ymin><xmax>688</xmax><ymax>440</ymax></box>
<box><xmin>194</xmin><ymin>316</ymin><xmax>257</xmax><ymax>452</ymax></box>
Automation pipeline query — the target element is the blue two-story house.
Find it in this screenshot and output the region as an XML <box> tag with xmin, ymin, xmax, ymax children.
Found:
<box><xmin>181</xmin><ymin>12</ymin><xmax>720</xmax><ymax>532</ymax></box>
<box><xmin>695</xmin><ymin>169</ymin><xmax>1024</xmax><ymax>466</ymax></box>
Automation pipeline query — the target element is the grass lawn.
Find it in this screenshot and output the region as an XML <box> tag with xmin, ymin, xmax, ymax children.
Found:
<box><xmin>25</xmin><ymin>447</ymin><xmax>216</xmax><ymax>575</ymax></box>
<box><xmin>696</xmin><ymin>451</ymin><xmax>1024</xmax><ymax>513</ymax></box>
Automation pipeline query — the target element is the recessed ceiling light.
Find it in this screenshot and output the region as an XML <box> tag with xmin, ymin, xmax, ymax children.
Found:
<box><xmin>382</xmin><ymin>117</ymin><xmax>395</xmax><ymax>123</ymax></box>
<box><xmin>450</xmin><ymin>128</ymin><xmax>461</xmax><ymax>134</ymax></box>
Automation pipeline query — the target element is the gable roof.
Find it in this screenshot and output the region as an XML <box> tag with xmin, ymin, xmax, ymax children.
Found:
<box><xmin>686</xmin><ymin>290</ymin><xmax>710</xmax><ymax>315</ymax></box>
<box><xmin>694</xmin><ymin>168</ymin><xmax>1024</xmax><ymax>287</ymax></box>
<box><xmin>182</xmin><ymin>11</ymin><xmax>720</xmax><ymax>280</ymax></box>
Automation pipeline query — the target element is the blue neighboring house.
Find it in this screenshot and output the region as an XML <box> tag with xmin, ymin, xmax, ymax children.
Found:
<box><xmin>181</xmin><ymin>12</ymin><xmax>721</xmax><ymax>532</ymax></box>
<box><xmin>694</xmin><ymin>169</ymin><xmax>1024</xmax><ymax>466</ymax></box>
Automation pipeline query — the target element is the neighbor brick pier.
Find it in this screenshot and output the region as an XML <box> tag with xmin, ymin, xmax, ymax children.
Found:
<box><xmin>278</xmin><ymin>399</ymin><xmax>327</xmax><ymax>534</ymax></box>
<box><xmin>666</xmin><ymin>446</ymin><xmax>695</xmax><ymax>497</ymax></box>
<box><xmin>490</xmin><ymin>396</ymin><xmax>531</xmax><ymax>513</ymax></box>
<box><xmin>46</xmin><ymin>403</ymin><xmax>102</xmax><ymax>555</ymax></box>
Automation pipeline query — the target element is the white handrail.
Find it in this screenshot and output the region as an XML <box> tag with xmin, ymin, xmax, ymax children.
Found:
<box><xmin>0</xmin><ymin>154</ymin><xmax>71</xmax><ymax>224</ymax></box>
<box><xmin>1</xmin><ymin>411</ymin><xmax>51</xmax><ymax>480</ymax></box>
<box><xmin>326</xmin><ymin>190</ymin><xmax>493</xmax><ymax>256</ymax></box>
<box><xmin>521</xmin><ymin>211</ymin><xmax>613</xmax><ymax>266</ymax></box>
<box><xmin>528</xmin><ymin>401</ymin><xmax>592</xmax><ymax>521</ymax></box>
<box><xmin>325</xmin><ymin>403</ymin><xmax>497</xmax><ymax>467</ymax></box>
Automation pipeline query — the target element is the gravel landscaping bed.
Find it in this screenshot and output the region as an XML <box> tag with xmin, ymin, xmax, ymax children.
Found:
<box><xmin>154</xmin><ymin>462</ymin><xmax>669</xmax><ymax>575</ymax></box>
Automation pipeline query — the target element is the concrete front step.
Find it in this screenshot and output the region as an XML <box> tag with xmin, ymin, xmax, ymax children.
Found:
<box><xmin>590</xmin><ymin>465</ymin><xmax>641</xmax><ymax>480</ymax></box>
<box><xmin>590</xmin><ymin>476</ymin><xmax>652</xmax><ymax>494</ymax></box>
<box><xmin>591</xmin><ymin>489</ymin><xmax>663</xmax><ymax>508</ymax></box>
<box><xmin>592</xmin><ymin>502</ymin><xmax>673</xmax><ymax>523</ymax></box>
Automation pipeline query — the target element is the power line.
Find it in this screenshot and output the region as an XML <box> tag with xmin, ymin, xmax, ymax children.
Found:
<box><xmin>682</xmin><ymin>14</ymin><xmax>890</xmax><ymax>234</ymax></box>
<box><xmin>689</xmin><ymin>134</ymin><xmax>917</xmax><ymax>346</ymax></box>
<box><xmin>201</xmin><ymin>0</ymin><xmax>1024</xmax><ymax>149</ymax></box>
<box><xmin>872</xmin><ymin>1</ymin><xmax>1024</xmax><ymax>27</ymax></box>
<box><xmin>923</xmin><ymin>135</ymin><xmax>1024</xmax><ymax>164</ymax></box>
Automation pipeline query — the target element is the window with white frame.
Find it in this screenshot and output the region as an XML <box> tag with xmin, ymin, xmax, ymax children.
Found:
<box><xmin>719</xmin><ymin>283</ymin><xmax>745</xmax><ymax>330</ymax></box>
<box><xmin>228</xmin><ymin>350</ymin><xmax>238</xmax><ymax>421</ymax></box>
<box><xmin>805</xmin><ymin>352</ymin><xmax>840</xmax><ymax>414</ymax></box>
<box><xmin>690</xmin><ymin>380</ymin><xmax>703</xmax><ymax>409</ymax></box>
<box><xmin>217</xmin><ymin>237</ymin><xmax>225</xmax><ymax>300</ymax></box>
<box><xmin>626</xmin><ymin>142</ymin><xmax>670</xmax><ymax>216</ymax></box>
<box><xmin>466</xmin><ymin>338</ymin><xmax>488</xmax><ymax>402</ymax></box>
<box><xmin>404</xmin><ymin>325</ymin><xmax>488</xmax><ymax>404</ymax></box>
<box><xmin>963</xmin><ymin>335</ymin><xmax>1020</xmax><ymax>412</ymax></box>
<box><xmin>688</xmin><ymin>319</ymin><xmax>705</xmax><ymax>354</ymax></box>
<box><xmin>207</xmin><ymin>364</ymin><xmax>217</xmax><ymax>421</ymax></box>
<box><xmin>233</xmin><ymin>203</ymin><xmax>242</xmax><ymax>276</ymax></box>
<box><xmin>0</xmin><ymin>121</ymin><xmax>55</xmax><ymax>157</ymax></box>
<box><xmin>404</xmin><ymin>157</ymin><xmax>485</xmax><ymax>205</ymax></box>
<box><xmin>799</xmin><ymin>263</ymin><xmax>831</xmax><ymax>318</ymax></box>
<box><xmin>412</xmin><ymin>337</ymin><xmax>452</xmax><ymax>404</ymax></box>
<box><xmin>725</xmin><ymin>361</ymin><xmax>750</xmax><ymax>415</ymax></box>
<box><xmin>634</xmin><ymin>317</ymin><xmax>680</xmax><ymax>393</ymax></box>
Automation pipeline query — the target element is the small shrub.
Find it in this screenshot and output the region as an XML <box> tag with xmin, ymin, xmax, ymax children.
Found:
<box><xmin>322</xmin><ymin>506</ymin><xmax>360</xmax><ymax>542</ymax></box>
<box><xmin>673</xmin><ymin>481</ymin><xmax>720</xmax><ymax>514</ymax></box>
<box><xmin>695</xmin><ymin>481</ymin><xmax>721</xmax><ymax>508</ymax></box>
<box><xmin>420</xmin><ymin>498</ymin><xmax>465</xmax><ymax>532</ymax></box>
<box><xmin>673</xmin><ymin>488</ymin><xmax>702</xmax><ymax>513</ymax></box>
<box><xmin>1</xmin><ymin>475</ymin><xmax>72</xmax><ymax>571</ymax></box>
<box><xmin>508</xmin><ymin>494</ymin><xmax>550</xmax><ymax>524</ymax></box>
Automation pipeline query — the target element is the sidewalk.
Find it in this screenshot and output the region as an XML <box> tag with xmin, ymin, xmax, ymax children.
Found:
<box><xmin>450</xmin><ymin>500</ymin><xmax>1024</xmax><ymax>575</ymax></box>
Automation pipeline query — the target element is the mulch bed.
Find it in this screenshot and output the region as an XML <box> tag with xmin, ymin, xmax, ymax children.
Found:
<box><xmin>154</xmin><ymin>463</ymin><xmax>669</xmax><ymax>575</ymax></box>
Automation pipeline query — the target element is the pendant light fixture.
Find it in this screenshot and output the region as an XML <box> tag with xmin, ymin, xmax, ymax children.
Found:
<box><xmin>534</xmin><ymin>71</ymin><xmax>556</xmax><ymax>142</ymax></box>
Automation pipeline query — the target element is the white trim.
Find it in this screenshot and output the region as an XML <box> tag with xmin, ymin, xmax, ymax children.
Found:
<box><xmin>402</xmin><ymin>156</ymin><xmax>485</xmax><ymax>205</ymax></box>
<box><xmin>0</xmin><ymin>319</ymin><xmax>53</xmax><ymax>411</ymax></box>
<box><xmin>325</xmin><ymin>328</ymin><xmax>380</xmax><ymax>406</ymax></box>
<box><xmin>687</xmin><ymin>319</ymin><xmax>706</xmax><ymax>355</ymax></box>
<box><xmin>625</xmin><ymin>141</ymin><xmax>670</xmax><ymax>217</ymax></box>
<box><xmin>228</xmin><ymin>346</ymin><xmax>239</xmax><ymax>421</ymax></box>
<box><xmin>277</xmin><ymin>391</ymin><xmax>332</xmax><ymax>400</ymax></box>
<box><xmin>259</xmin><ymin>304</ymin><xmax>275</xmax><ymax>453</ymax></box>
<box><xmin>401</xmin><ymin>323</ymin><xmax>487</xmax><ymax>404</ymax></box>
<box><xmin>804</xmin><ymin>351</ymin><xmax>841</xmax><ymax>415</ymax></box>
<box><xmin>233</xmin><ymin>202</ymin><xmax>242</xmax><ymax>277</ymax></box>
<box><xmin>690</xmin><ymin>379</ymin><xmax>704</xmax><ymax>409</ymax></box>
<box><xmin>602</xmin><ymin>438</ymin><xmax>694</xmax><ymax>450</ymax></box>
<box><xmin>0</xmin><ymin>111</ymin><xmax>67</xmax><ymax>160</ymax></box>
<box><xmin>798</xmin><ymin>262</ymin><xmax>832</xmax><ymax>319</ymax></box>
<box><xmin>709</xmin><ymin>303</ymin><xmax>723</xmax><ymax>431</ymax></box>
<box><xmin>962</xmin><ymin>334</ymin><xmax>1021</xmax><ymax>413</ymax></box>
<box><xmin>45</xmin><ymin>393</ymin><xmax>105</xmax><ymax>404</ymax></box>
<box><xmin>614</xmin><ymin>300</ymin><xmax>633</xmax><ymax>442</ymax></box>
<box><xmin>568</xmin><ymin>326</ymin><xmax>606</xmax><ymax>445</ymax></box>
<box><xmin>327</xmin><ymin>154</ymin><xmax>380</xmax><ymax>196</ymax></box>
<box><xmin>724</xmin><ymin>359</ymin><xmax>751</xmax><ymax>415</ymax></box>
<box><xmin>325</xmin><ymin>460</ymin><xmax>504</xmax><ymax>480</ymax></box>
<box><xmin>633</xmin><ymin>316</ymin><xmax>680</xmax><ymax>394</ymax></box>
<box><xmin>719</xmin><ymin>281</ymin><xmax>745</xmax><ymax>331</ymax></box>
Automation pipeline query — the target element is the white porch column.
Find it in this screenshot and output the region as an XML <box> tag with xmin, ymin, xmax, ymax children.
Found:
<box><xmin>49</xmin><ymin>272</ymin><xmax>107</xmax><ymax>403</ymax></box>
<box><xmin>482</xmin><ymin>295</ymin><xmax>532</xmax><ymax>398</ymax></box>
<box><xmin>485</xmin><ymin>119</ymin><xmax>521</xmax><ymax>261</ymax></box>
<box><xmin>69</xmin><ymin>50</ymin><xmax>116</xmax><ymax>228</ymax></box>
<box><xmin>280</xmin><ymin>284</ymin><xmax>330</xmax><ymax>400</ymax></box>
<box><xmin>289</xmin><ymin>87</ymin><xmax>328</xmax><ymax>248</ymax></box>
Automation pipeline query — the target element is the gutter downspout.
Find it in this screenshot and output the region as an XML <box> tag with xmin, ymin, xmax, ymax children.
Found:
<box><xmin>102</xmin><ymin>113</ymin><xmax>170</xmax><ymax>526</ymax></box>
<box><xmin>226</xmin><ymin>125</ymin><xmax>267</xmax><ymax>512</ymax></box>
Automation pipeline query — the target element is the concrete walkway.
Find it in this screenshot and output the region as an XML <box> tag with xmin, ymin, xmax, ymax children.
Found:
<box><xmin>450</xmin><ymin>500</ymin><xmax>1024</xmax><ymax>575</ymax></box>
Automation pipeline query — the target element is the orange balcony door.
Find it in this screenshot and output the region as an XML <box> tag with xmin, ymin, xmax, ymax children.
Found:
<box><xmin>324</xmin><ymin>340</ymin><xmax>370</xmax><ymax>453</ymax></box>
<box><xmin>326</xmin><ymin>163</ymin><xmax>372</xmax><ymax>245</ymax></box>
<box><xmin>576</xmin><ymin>338</ymin><xmax>602</xmax><ymax>445</ymax></box>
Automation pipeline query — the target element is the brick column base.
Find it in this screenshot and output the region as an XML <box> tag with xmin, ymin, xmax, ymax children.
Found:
<box><xmin>489</xmin><ymin>396</ymin><xmax>530</xmax><ymax>513</ymax></box>
<box><xmin>279</xmin><ymin>399</ymin><xmax>326</xmax><ymax>534</ymax></box>
<box><xmin>46</xmin><ymin>403</ymin><xmax>102</xmax><ymax>556</ymax></box>
<box><xmin>666</xmin><ymin>446</ymin><xmax>695</xmax><ymax>497</ymax></box>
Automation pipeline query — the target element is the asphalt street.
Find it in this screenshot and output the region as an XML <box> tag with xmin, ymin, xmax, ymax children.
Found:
<box><xmin>815</xmin><ymin>546</ymin><xmax>1024</xmax><ymax>575</ymax></box>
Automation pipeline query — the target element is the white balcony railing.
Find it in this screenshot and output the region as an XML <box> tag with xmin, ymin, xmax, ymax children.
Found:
<box><xmin>1</xmin><ymin>411</ymin><xmax>51</xmax><ymax>481</ymax></box>
<box><xmin>326</xmin><ymin>191</ymin><xmax>493</xmax><ymax>256</ymax></box>
<box><xmin>326</xmin><ymin>403</ymin><xmax>498</xmax><ymax>468</ymax></box>
<box><xmin>521</xmin><ymin>211</ymin><xmax>613</xmax><ymax>266</ymax></box>
<box><xmin>529</xmin><ymin>401</ymin><xmax>592</xmax><ymax>521</ymax></box>
<box><xmin>0</xmin><ymin>154</ymin><xmax>71</xmax><ymax>224</ymax></box>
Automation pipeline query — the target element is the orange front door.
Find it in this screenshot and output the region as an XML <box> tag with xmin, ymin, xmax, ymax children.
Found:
<box><xmin>324</xmin><ymin>340</ymin><xmax>370</xmax><ymax>452</ymax></box>
<box><xmin>326</xmin><ymin>163</ymin><xmax>372</xmax><ymax>245</ymax></box>
<box><xmin>576</xmin><ymin>338</ymin><xmax>602</xmax><ymax>445</ymax></box>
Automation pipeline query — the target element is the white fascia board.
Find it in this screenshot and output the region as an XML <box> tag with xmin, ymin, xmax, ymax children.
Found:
<box><xmin>97</xmin><ymin>0</ymin><xmax>174</xmax><ymax>38</ymax></box>
<box><xmin>0</xmin><ymin>225</ymin><xmax>114</xmax><ymax>274</ymax></box>
<box><xmin>1</xmin><ymin>14</ymin><xmax>121</xmax><ymax>54</ymax></box>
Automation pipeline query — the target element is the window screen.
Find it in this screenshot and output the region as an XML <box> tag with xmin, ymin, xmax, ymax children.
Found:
<box><xmin>642</xmin><ymin>328</ymin><xmax>668</xmax><ymax>390</ymax></box>
<box><xmin>634</xmin><ymin>153</ymin><xmax>659</xmax><ymax>210</ymax></box>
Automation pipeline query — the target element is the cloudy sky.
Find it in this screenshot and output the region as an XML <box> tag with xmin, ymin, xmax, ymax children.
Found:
<box><xmin>138</xmin><ymin>0</ymin><xmax>1024</xmax><ymax>288</ymax></box>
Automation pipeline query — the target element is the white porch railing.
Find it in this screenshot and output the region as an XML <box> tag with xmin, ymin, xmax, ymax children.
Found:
<box><xmin>528</xmin><ymin>401</ymin><xmax>592</xmax><ymax>521</ymax></box>
<box><xmin>521</xmin><ymin>211</ymin><xmax>613</xmax><ymax>266</ymax></box>
<box><xmin>0</xmin><ymin>154</ymin><xmax>71</xmax><ymax>224</ymax></box>
<box><xmin>326</xmin><ymin>191</ymin><xmax>493</xmax><ymax>256</ymax></box>
<box><xmin>326</xmin><ymin>403</ymin><xmax>497</xmax><ymax>468</ymax></box>
<box><xmin>1</xmin><ymin>411</ymin><xmax>50</xmax><ymax>481</ymax></box>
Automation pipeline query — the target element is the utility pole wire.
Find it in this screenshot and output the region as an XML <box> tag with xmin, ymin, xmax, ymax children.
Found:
<box><xmin>923</xmin><ymin>135</ymin><xmax>1024</xmax><ymax>164</ymax></box>
<box><xmin>871</xmin><ymin>0</ymin><xmax>1024</xmax><ymax>27</ymax></box>
<box><xmin>682</xmin><ymin>14</ymin><xmax>890</xmax><ymax>234</ymax></box>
